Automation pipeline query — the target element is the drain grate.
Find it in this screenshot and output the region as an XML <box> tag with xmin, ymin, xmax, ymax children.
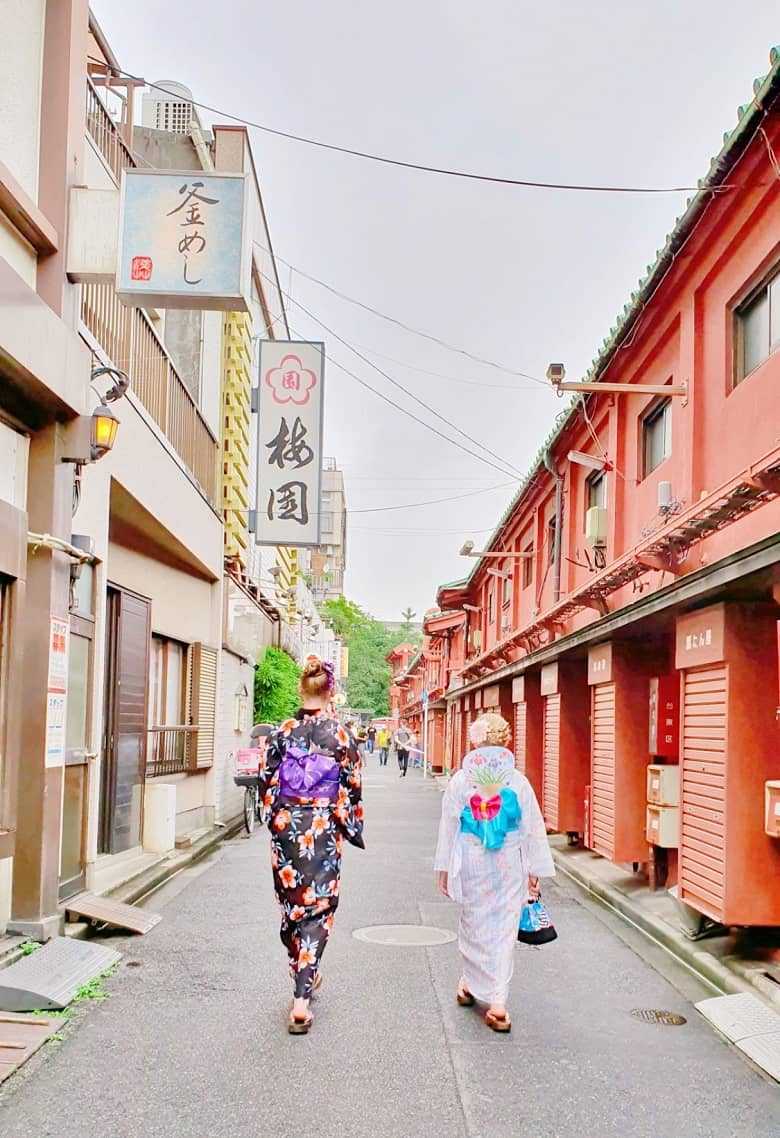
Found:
<box><xmin>631</xmin><ymin>1008</ymin><xmax>687</xmax><ymax>1026</ymax></box>
<box><xmin>353</xmin><ymin>924</ymin><xmax>455</xmax><ymax>947</ymax></box>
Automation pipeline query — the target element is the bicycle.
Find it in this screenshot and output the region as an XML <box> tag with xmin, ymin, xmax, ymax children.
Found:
<box><xmin>234</xmin><ymin>722</ymin><xmax>275</xmax><ymax>836</ymax></box>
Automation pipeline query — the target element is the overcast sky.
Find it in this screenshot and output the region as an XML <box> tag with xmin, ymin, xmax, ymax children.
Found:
<box><xmin>94</xmin><ymin>1</ymin><xmax>779</xmax><ymax>621</ymax></box>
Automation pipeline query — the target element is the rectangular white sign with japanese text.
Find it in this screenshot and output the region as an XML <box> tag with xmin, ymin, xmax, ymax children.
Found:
<box><xmin>117</xmin><ymin>170</ymin><xmax>249</xmax><ymax>310</ymax></box>
<box><xmin>255</xmin><ymin>341</ymin><xmax>325</xmax><ymax>548</ymax></box>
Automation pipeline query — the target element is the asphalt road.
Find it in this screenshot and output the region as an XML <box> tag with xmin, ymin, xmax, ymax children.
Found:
<box><xmin>1</xmin><ymin>762</ymin><xmax>778</xmax><ymax>1138</ymax></box>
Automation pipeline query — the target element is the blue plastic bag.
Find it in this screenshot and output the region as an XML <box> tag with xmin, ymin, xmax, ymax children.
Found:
<box><xmin>517</xmin><ymin>898</ymin><xmax>557</xmax><ymax>945</ymax></box>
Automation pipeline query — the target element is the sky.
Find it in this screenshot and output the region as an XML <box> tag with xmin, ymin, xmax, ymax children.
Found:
<box><xmin>93</xmin><ymin>0</ymin><xmax>780</xmax><ymax>621</ymax></box>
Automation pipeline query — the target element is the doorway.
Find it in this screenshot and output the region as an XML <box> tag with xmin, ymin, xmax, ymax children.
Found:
<box><xmin>99</xmin><ymin>586</ymin><xmax>151</xmax><ymax>855</ymax></box>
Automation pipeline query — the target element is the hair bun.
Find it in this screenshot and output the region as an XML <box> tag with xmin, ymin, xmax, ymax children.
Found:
<box><xmin>302</xmin><ymin>656</ymin><xmax>325</xmax><ymax>678</ymax></box>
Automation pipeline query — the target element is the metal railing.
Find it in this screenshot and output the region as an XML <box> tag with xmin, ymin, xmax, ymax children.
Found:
<box><xmin>146</xmin><ymin>725</ymin><xmax>198</xmax><ymax>778</ymax></box>
<box><xmin>81</xmin><ymin>283</ymin><xmax>219</xmax><ymax>505</ymax></box>
<box><xmin>86</xmin><ymin>77</ymin><xmax>136</xmax><ymax>183</ymax></box>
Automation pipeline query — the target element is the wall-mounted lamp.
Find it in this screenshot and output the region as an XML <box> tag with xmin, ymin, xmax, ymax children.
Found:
<box><xmin>91</xmin><ymin>403</ymin><xmax>119</xmax><ymax>460</ymax></box>
<box><xmin>567</xmin><ymin>449</ymin><xmax>610</xmax><ymax>473</ymax></box>
<box><xmin>547</xmin><ymin>362</ymin><xmax>687</xmax><ymax>401</ymax></box>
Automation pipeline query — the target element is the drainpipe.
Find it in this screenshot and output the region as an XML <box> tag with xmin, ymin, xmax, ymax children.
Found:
<box><xmin>543</xmin><ymin>448</ymin><xmax>564</xmax><ymax>604</ymax></box>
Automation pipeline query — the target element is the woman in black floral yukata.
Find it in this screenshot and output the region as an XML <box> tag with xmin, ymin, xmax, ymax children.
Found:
<box><xmin>259</xmin><ymin>656</ymin><xmax>364</xmax><ymax>1034</ymax></box>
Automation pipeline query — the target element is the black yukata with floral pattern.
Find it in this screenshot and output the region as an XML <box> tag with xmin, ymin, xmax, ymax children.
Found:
<box><xmin>260</xmin><ymin>710</ymin><xmax>364</xmax><ymax>999</ymax></box>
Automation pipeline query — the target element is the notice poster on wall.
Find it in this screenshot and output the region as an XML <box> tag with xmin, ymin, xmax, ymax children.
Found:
<box><xmin>45</xmin><ymin>692</ymin><xmax>67</xmax><ymax>768</ymax></box>
<box><xmin>46</xmin><ymin>617</ymin><xmax>69</xmax><ymax>768</ymax></box>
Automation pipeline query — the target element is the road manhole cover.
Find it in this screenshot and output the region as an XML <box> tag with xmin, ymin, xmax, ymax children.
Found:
<box><xmin>353</xmin><ymin>925</ymin><xmax>456</xmax><ymax>946</ymax></box>
<box><xmin>631</xmin><ymin>1008</ymin><xmax>687</xmax><ymax>1026</ymax></box>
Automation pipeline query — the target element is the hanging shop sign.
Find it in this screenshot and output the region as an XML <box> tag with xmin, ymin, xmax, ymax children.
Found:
<box><xmin>255</xmin><ymin>341</ymin><xmax>325</xmax><ymax>547</ymax></box>
<box><xmin>116</xmin><ymin>170</ymin><xmax>250</xmax><ymax>310</ymax></box>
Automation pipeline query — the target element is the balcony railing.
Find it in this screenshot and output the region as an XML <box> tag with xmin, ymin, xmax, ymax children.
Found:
<box><xmin>86</xmin><ymin>76</ymin><xmax>136</xmax><ymax>183</ymax></box>
<box><xmin>146</xmin><ymin>725</ymin><xmax>198</xmax><ymax>778</ymax></box>
<box><xmin>82</xmin><ymin>282</ymin><xmax>219</xmax><ymax>505</ymax></box>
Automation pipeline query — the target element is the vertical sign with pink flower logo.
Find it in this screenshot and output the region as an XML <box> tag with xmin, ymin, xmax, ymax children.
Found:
<box><xmin>255</xmin><ymin>341</ymin><xmax>325</xmax><ymax>547</ymax></box>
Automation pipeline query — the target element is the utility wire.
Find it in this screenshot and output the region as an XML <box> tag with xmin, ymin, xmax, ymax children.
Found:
<box><xmin>276</xmin><ymin>284</ymin><xmax>527</xmax><ymax>480</ymax></box>
<box><xmin>265</xmin><ymin>251</ymin><xmax>550</xmax><ymax>386</ymax></box>
<box><xmin>302</xmin><ymin>341</ymin><xmax>525</xmax><ymax>481</ymax></box>
<box><xmin>89</xmin><ymin>59</ymin><xmax>729</xmax><ymax>196</ymax></box>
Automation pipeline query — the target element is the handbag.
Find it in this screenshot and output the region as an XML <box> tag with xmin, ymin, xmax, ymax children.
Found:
<box><xmin>517</xmin><ymin>897</ymin><xmax>558</xmax><ymax>946</ymax></box>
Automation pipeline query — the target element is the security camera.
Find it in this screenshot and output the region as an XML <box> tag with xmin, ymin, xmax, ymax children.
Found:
<box><xmin>546</xmin><ymin>363</ymin><xmax>566</xmax><ymax>383</ymax></box>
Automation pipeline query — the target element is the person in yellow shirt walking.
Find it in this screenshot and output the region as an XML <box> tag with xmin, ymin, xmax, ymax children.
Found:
<box><xmin>376</xmin><ymin>726</ymin><xmax>391</xmax><ymax>767</ymax></box>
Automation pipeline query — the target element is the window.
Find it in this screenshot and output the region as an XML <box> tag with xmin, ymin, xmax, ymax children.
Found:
<box><xmin>587</xmin><ymin>470</ymin><xmax>607</xmax><ymax>513</ymax></box>
<box><xmin>547</xmin><ymin>516</ymin><xmax>557</xmax><ymax>566</ymax></box>
<box><xmin>502</xmin><ymin>568</ymin><xmax>512</xmax><ymax>607</ymax></box>
<box><xmin>487</xmin><ymin>584</ymin><xmax>495</xmax><ymax>625</ymax></box>
<box><xmin>522</xmin><ymin>544</ymin><xmax>534</xmax><ymax>589</ymax></box>
<box><xmin>642</xmin><ymin>399</ymin><xmax>671</xmax><ymax>477</ymax></box>
<box><xmin>149</xmin><ymin>635</ymin><xmax>186</xmax><ymax>727</ymax></box>
<box><xmin>735</xmin><ymin>268</ymin><xmax>780</xmax><ymax>381</ymax></box>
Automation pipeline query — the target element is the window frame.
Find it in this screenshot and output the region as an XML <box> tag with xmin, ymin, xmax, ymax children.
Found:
<box><xmin>586</xmin><ymin>469</ymin><xmax>607</xmax><ymax>516</ymax></box>
<box><xmin>547</xmin><ymin>516</ymin><xmax>557</xmax><ymax>566</ymax></box>
<box><xmin>641</xmin><ymin>398</ymin><xmax>672</xmax><ymax>479</ymax></box>
<box><xmin>522</xmin><ymin>543</ymin><xmax>534</xmax><ymax>589</ymax></box>
<box><xmin>733</xmin><ymin>263</ymin><xmax>780</xmax><ymax>385</ymax></box>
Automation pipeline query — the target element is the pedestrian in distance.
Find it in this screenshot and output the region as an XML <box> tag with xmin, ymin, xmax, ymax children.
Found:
<box><xmin>366</xmin><ymin>724</ymin><xmax>376</xmax><ymax>754</ymax></box>
<box><xmin>434</xmin><ymin>713</ymin><xmax>554</xmax><ymax>1033</ymax></box>
<box><xmin>259</xmin><ymin>657</ymin><xmax>365</xmax><ymax>1035</ymax></box>
<box><xmin>377</xmin><ymin>726</ymin><xmax>391</xmax><ymax>766</ymax></box>
<box><xmin>393</xmin><ymin>717</ymin><xmax>416</xmax><ymax>777</ymax></box>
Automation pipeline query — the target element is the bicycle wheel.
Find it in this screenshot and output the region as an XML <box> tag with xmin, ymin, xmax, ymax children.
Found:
<box><xmin>243</xmin><ymin>786</ymin><xmax>257</xmax><ymax>835</ymax></box>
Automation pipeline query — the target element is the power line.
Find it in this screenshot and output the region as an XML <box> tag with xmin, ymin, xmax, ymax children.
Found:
<box><xmin>277</xmin><ymin>289</ymin><xmax>527</xmax><ymax>480</ymax></box>
<box><xmin>267</xmin><ymin>251</ymin><xmax>551</xmax><ymax>386</ymax></box>
<box><xmin>90</xmin><ymin>60</ymin><xmax>730</xmax><ymax>196</ymax></box>
<box><xmin>313</xmin><ymin>347</ymin><xmax>526</xmax><ymax>481</ymax></box>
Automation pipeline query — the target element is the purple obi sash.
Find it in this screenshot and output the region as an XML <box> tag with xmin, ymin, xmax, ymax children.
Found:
<box><xmin>279</xmin><ymin>747</ymin><xmax>340</xmax><ymax>800</ymax></box>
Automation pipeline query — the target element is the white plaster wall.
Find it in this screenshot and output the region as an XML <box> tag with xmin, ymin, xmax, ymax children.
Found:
<box><xmin>198</xmin><ymin>311</ymin><xmax>222</xmax><ymax>439</ymax></box>
<box><xmin>0</xmin><ymin>215</ymin><xmax>36</xmax><ymax>287</ymax></box>
<box><xmin>107</xmin><ymin>544</ymin><xmax>220</xmax><ymax>647</ymax></box>
<box><xmin>214</xmin><ymin>649</ymin><xmax>254</xmax><ymax>823</ymax></box>
<box><xmin>0</xmin><ymin>0</ymin><xmax>45</xmax><ymax>201</ymax></box>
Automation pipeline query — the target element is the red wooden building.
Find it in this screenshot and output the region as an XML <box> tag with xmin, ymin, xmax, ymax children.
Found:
<box><xmin>395</xmin><ymin>49</ymin><xmax>780</xmax><ymax>927</ymax></box>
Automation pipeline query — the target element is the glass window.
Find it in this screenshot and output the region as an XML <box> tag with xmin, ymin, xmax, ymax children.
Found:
<box><xmin>587</xmin><ymin>471</ymin><xmax>607</xmax><ymax>513</ymax></box>
<box><xmin>642</xmin><ymin>399</ymin><xmax>672</xmax><ymax>477</ymax></box>
<box><xmin>65</xmin><ymin>633</ymin><xmax>90</xmax><ymax>752</ymax></box>
<box><xmin>71</xmin><ymin>564</ymin><xmax>94</xmax><ymax>616</ymax></box>
<box><xmin>547</xmin><ymin>517</ymin><xmax>557</xmax><ymax>566</ymax></box>
<box><xmin>502</xmin><ymin>566</ymin><xmax>512</xmax><ymax>607</ymax></box>
<box><xmin>735</xmin><ymin>268</ymin><xmax>780</xmax><ymax>382</ymax></box>
<box><xmin>487</xmin><ymin>584</ymin><xmax>495</xmax><ymax>625</ymax></box>
<box><xmin>522</xmin><ymin>544</ymin><xmax>534</xmax><ymax>589</ymax></box>
<box><xmin>149</xmin><ymin>635</ymin><xmax>186</xmax><ymax>726</ymax></box>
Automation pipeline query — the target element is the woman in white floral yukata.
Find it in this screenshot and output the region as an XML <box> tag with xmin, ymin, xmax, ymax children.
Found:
<box><xmin>260</xmin><ymin>657</ymin><xmax>364</xmax><ymax>1034</ymax></box>
<box><xmin>434</xmin><ymin>712</ymin><xmax>554</xmax><ymax>1033</ymax></box>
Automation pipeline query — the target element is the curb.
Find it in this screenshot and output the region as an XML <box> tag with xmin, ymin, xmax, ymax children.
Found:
<box><xmin>552</xmin><ymin>850</ymin><xmax>771</xmax><ymax>1003</ymax></box>
<box><xmin>62</xmin><ymin>815</ymin><xmax>246</xmax><ymax>943</ymax></box>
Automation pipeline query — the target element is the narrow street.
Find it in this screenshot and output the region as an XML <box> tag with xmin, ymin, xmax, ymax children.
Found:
<box><xmin>1</xmin><ymin>766</ymin><xmax>777</xmax><ymax>1138</ymax></box>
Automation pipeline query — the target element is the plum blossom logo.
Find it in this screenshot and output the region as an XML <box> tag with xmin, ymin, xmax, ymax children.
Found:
<box><xmin>265</xmin><ymin>354</ymin><xmax>318</xmax><ymax>406</ymax></box>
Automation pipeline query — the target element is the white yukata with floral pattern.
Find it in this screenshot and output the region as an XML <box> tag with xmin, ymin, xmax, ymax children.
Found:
<box><xmin>434</xmin><ymin>746</ymin><xmax>555</xmax><ymax>1005</ymax></box>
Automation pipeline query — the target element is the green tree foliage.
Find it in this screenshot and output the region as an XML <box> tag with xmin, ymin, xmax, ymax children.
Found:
<box><xmin>254</xmin><ymin>646</ymin><xmax>301</xmax><ymax>724</ymax></box>
<box><xmin>320</xmin><ymin>597</ymin><xmax>397</xmax><ymax>717</ymax></box>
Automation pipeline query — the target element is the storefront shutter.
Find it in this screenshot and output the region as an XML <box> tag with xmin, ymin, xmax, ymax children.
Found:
<box><xmin>514</xmin><ymin>702</ymin><xmax>527</xmax><ymax>773</ymax></box>
<box><xmin>591</xmin><ymin>683</ymin><xmax>616</xmax><ymax>859</ymax></box>
<box><xmin>680</xmin><ymin>665</ymin><xmax>727</xmax><ymax>918</ymax></box>
<box><xmin>187</xmin><ymin>643</ymin><xmax>218</xmax><ymax>770</ymax></box>
<box><xmin>542</xmin><ymin>694</ymin><xmax>561</xmax><ymax>829</ymax></box>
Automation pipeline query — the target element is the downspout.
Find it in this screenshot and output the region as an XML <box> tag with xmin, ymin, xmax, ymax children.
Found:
<box><xmin>543</xmin><ymin>448</ymin><xmax>564</xmax><ymax>604</ymax></box>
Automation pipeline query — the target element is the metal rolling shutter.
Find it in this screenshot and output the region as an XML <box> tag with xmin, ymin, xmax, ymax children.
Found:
<box><xmin>680</xmin><ymin>666</ymin><xmax>727</xmax><ymax>919</ymax></box>
<box><xmin>591</xmin><ymin>683</ymin><xmax>616</xmax><ymax>859</ymax></box>
<box><xmin>543</xmin><ymin>694</ymin><xmax>561</xmax><ymax>829</ymax></box>
<box><xmin>514</xmin><ymin>702</ymin><xmax>527</xmax><ymax>773</ymax></box>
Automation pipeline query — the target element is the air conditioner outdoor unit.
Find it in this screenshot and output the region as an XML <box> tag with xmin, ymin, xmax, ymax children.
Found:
<box><xmin>585</xmin><ymin>507</ymin><xmax>608</xmax><ymax>547</ymax></box>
